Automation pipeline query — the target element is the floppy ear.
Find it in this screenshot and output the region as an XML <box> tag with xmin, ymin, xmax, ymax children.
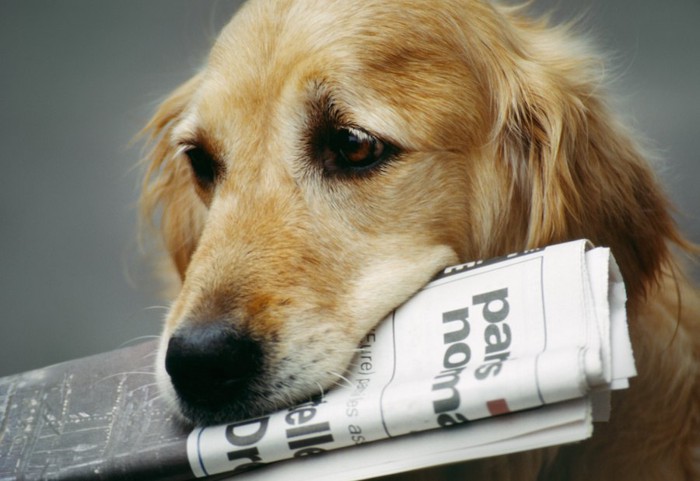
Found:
<box><xmin>487</xmin><ymin>15</ymin><xmax>688</xmax><ymax>303</ymax></box>
<box><xmin>140</xmin><ymin>74</ymin><xmax>206</xmax><ymax>280</ymax></box>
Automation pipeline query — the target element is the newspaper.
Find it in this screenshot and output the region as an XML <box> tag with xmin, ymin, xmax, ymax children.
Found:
<box><xmin>0</xmin><ymin>239</ymin><xmax>635</xmax><ymax>481</ymax></box>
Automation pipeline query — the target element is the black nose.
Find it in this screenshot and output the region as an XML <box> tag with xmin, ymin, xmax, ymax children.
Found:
<box><xmin>165</xmin><ymin>323</ymin><xmax>263</xmax><ymax>413</ymax></box>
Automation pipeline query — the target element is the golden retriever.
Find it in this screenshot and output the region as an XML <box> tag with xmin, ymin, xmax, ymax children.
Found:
<box><xmin>140</xmin><ymin>0</ymin><xmax>700</xmax><ymax>479</ymax></box>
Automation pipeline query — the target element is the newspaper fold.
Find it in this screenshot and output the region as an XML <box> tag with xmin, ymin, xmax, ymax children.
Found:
<box><xmin>189</xmin><ymin>239</ymin><xmax>635</xmax><ymax>479</ymax></box>
<box><xmin>0</xmin><ymin>239</ymin><xmax>635</xmax><ymax>481</ymax></box>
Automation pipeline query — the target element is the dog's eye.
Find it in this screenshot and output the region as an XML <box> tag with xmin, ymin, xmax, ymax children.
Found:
<box><xmin>183</xmin><ymin>145</ymin><xmax>220</xmax><ymax>188</ymax></box>
<box><xmin>325</xmin><ymin>127</ymin><xmax>393</xmax><ymax>174</ymax></box>
<box><xmin>333</xmin><ymin>128</ymin><xmax>383</xmax><ymax>167</ymax></box>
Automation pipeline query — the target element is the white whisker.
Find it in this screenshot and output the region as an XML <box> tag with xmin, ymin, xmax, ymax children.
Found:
<box><xmin>328</xmin><ymin>370</ymin><xmax>354</xmax><ymax>389</ymax></box>
<box><xmin>95</xmin><ymin>370</ymin><xmax>157</xmax><ymax>384</ymax></box>
<box><xmin>315</xmin><ymin>382</ymin><xmax>326</xmax><ymax>402</ymax></box>
<box><xmin>143</xmin><ymin>305</ymin><xmax>171</xmax><ymax>312</ymax></box>
<box><xmin>118</xmin><ymin>335</ymin><xmax>161</xmax><ymax>349</ymax></box>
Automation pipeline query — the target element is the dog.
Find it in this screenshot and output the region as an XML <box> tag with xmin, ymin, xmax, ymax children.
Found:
<box><xmin>140</xmin><ymin>0</ymin><xmax>700</xmax><ymax>479</ymax></box>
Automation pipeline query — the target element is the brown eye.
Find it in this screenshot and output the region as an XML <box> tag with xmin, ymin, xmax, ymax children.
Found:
<box><xmin>184</xmin><ymin>145</ymin><xmax>220</xmax><ymax>188</ymax></box>
<box><xmin>329</xmin><ymin>127</ymin><xmax>390</xmax><ymax>172</ymax></box>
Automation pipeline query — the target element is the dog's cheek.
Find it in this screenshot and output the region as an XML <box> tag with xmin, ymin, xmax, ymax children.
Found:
<box><xmin>343</xmin><ymin>241</ymin><xmax>459</xmax><ymax>334</ymax></box>
<box><xmin>256</xmin><ymin>243</ymin><xmax>457</xmax><ymax>396</ymax></box>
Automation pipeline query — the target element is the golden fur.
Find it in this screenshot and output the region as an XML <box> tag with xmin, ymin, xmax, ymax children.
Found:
<box><xmin>141</xmin><ymin>0</ymin><xmax>700</xmax><ymax>479</ymax></box>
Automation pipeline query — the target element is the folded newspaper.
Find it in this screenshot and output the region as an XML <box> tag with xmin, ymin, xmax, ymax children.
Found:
<box><xmin>0</xmin><ymin>239</ymin><xmax>635</xmax><ymax>480</ymax></box>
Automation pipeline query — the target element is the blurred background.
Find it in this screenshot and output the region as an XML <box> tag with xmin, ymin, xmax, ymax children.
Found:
<box><xmin>0</xmin><ymin>0</ymin><xmax>698</xmax><ymax>377</ymax></box>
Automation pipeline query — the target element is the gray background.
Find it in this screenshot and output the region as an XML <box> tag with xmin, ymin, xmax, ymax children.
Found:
<box><xmin>0</xmin><ymin>0</ymin><xmax>698</xmax><ymax>377</ymax></box>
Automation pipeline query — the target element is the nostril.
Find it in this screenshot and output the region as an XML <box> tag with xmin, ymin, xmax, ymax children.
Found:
<box><xmin>165</xmin><ymin>323</ymin><xmax>263</xmax><ymax>406</ymax></box>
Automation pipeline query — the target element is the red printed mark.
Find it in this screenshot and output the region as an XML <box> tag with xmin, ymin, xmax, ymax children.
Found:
<box><xmin>486</xmin><ymin>399</ymin><xmax>510</xmax><ymax>416</ymax></box>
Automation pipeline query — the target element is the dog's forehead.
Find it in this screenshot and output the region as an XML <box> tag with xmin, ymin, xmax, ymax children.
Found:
<box><xmin>185</xmin><ymin>0</ymin><xmax>487</xmax><ymax>152</ymax></box>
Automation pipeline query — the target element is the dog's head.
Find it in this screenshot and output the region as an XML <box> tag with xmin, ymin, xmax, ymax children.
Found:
<box><xmin>142</xmin><ymin>0</ymin><xmax>683</xmax><ymax>425</ymax></box>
